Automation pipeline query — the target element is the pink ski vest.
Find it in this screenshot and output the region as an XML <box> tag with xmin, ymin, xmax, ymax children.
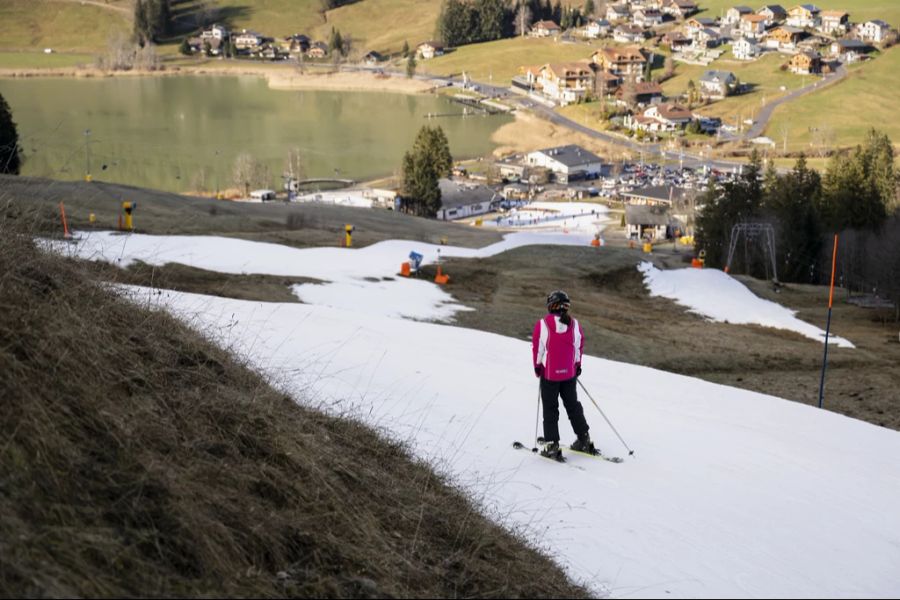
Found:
<box><xmin>532</xmin><ymin>314</ymin><xmax>584</xmax><ymax>381</ymax></box>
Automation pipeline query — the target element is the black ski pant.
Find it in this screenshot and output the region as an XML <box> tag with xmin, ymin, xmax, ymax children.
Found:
<box><xmin>540</xmin><ymin>376</ymin><xmax>589</xmax><ymax>443</ymax></box>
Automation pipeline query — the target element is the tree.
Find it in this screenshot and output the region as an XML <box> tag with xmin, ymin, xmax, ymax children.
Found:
<box><xmin>584</xmin><ymin>0</ymin><xmax>595</xmax><ymax>17</ymax></box>
<box><xmin>203</xmin><ymin>40</ymin><xmax>212</xmax><ymax>57</ymax></box>
<box><xmin>819</xmin><ymin>129</ymin><xmax>895</xmax><ymax>232</ymax></box>
<box><xmin>232</xmin><ymin>153</ymin><xmax>270</xmax><ymax>196</ymax></box>
<box><xmin>762</xmin><ymin>154</ymin><xmax>823</xmax><ymax>282</ymax></box>
<box><xmin>478</xmin><ymin>0</ymin><xmax>509</xmax><ymax>41</ymax></box>
<box><xmin>400</xmin><ymin>126</ymin><xmax>453</xmax><ymax>217</ymax></box>
<box><xmin>695</xmin><ymin>151</ymin><xmax>764</xmax><ymax>271</ymax></box>
<box><xmin>402</xmin><ymin>39</ymin><xmax>410</xmax><ymax>57</ymax></box>
<box><xmin>406</xmin><ymin>53</ymin><xmax>417</xmax><ymax>78</ymax></box>
<box><xmin>515</xmin><ymin>3</ymin><xmax>533</xmax><ymax>36</ymax></box>
<box><xmin>328</xmin><ymin>27</ymin><xmax>345</xmax><ymax>56</ymax></box>
<box><xmin>0</xmin><ymin>92</ymin><xmax>21</xmax><ymax>175</ymax></box>
<box><xmin>179</xmin><ymin>38</ymin><xmax>192</xmax><ymax>56</ymax></box>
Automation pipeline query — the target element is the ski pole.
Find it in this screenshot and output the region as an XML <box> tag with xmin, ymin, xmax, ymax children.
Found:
<box><xmin>577</xmin><ymin>378</ymin><xmax>635</xmax><ymax>456</ymax></box>
<box><xmin>532</xmin><ymin>381</ymin><xmax>541</xmax><ymax>452</ymax></box>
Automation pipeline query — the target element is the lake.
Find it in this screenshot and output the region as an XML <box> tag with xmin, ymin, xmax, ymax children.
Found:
<box><xmin>0</xmin><ymin>75</ymin><xmax>512</xmax><ymax>193</ymax></box>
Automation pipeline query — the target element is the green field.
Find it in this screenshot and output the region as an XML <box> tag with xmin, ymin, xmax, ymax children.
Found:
<box><xmin>423</xmin><ymin>36</ymin><xmax>601</xmax><ymax>84</ymax></box>
<box><xmin>660</xmin><ymin>53</ymin><xmax>809</xmax><ymax>126</ymax></box>
<box><xmin>0</xmin><ymin>51</ymin><xmax>95</xmax><ymax>69</ymax></box>
<box><xmin>765</xmin><ymin>46</ymin><xmax>900</xmax><ymax>152</ymax></box>
<box><xmin>0</xmin><ymin>0</ymin><xmax>130</xmax><ymax>53</ymax></box>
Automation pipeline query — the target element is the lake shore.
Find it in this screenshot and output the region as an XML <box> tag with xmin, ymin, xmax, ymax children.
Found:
<box><xmin>0</xmin><ymin>61</ymin><xmax>435</xmax><ymax>95</ymax></box>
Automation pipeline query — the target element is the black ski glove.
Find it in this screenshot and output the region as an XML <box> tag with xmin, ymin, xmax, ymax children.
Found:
<box><xmin>576</xmin><ymin>363</ymin><xmax>582</xmax><ymax>377</ymax></box>
<box><xmin>534</xmin><ymin>365</ymin><xmax>543</xmax><ymax>378</ymax></box>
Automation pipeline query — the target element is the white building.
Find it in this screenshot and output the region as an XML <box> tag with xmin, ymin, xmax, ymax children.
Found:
<box><xmin>733</xmin><ymin>37</ymin><xmax>761</xmax><ymax>60</ymax></box>
<box><xmin>786</xmin><ymin>4</ymin><xmax>821</xmax><ymax>28</ymax></box>
<box><xmin>200</xmin><ymin>24</ymin><xmax>229</xmax><ymax>41</ymax></box>
<box><xmin>724</xmin><ymin>6</ymin><xmax>753</xmax><ymax>25</ymax></box>
<box><xmin>436</xmin><ymin>179</ymin><xmax>500</xmax><ymax>221</ymax></box>
<box><xmin>583</xmin><ymin>19</ymin><xmax>612</xmax><ymax>38</ymax></box>
<box><xmin>525</xmin><ymin>145</ymin><xmax>605</xmax><ymax>183</ymax></box>
<box><xmin>417</xmin><ymin>41</ymin><xmax>445</xmax><ymax>59</ymax></box>
<box><xmin>234</xmin><ymin>30</ymin><xmax>264</xmax><ymax>49</ymax></box>
<box><xmin>859</xmin><ymin>20</ymin><xmax>891</xmax><ymax>43</ymax></box>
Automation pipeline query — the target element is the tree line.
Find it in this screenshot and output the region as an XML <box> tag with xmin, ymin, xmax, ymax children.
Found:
<box><xmin>134</xmin><ymin>0</ymin><xmax>171</xmax><ymax>45</ymax></box>
<box><xmin>437</xmin><ymin>0</ymin><xmax>589</xmax><ymax>47</ymax></box>
<box><xmin>695</xmin><ymin>130</ymin><xmax>899</xmax><ymax>311</ymax></box>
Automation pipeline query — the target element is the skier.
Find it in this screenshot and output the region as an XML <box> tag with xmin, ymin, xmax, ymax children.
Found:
<box><xmin>532</xmin><ymin>290</ymin><xmax>594</xmax><ymax>460</ymax></box>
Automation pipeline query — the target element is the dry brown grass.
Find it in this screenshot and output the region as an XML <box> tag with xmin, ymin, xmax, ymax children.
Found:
<box><xmin>0</xmin><ymin>204</ymin><xmax>590</xmax><ymax>598</ymax></box>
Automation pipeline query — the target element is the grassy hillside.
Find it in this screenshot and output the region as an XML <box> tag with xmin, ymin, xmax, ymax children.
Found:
<box><xmin>0</xmin><ymin>0</ymin><xmax>130</xmax><ymax>53</ymax></box>
<box><xmin>0</xmin><ymin>198</ymin><xmax>588</xmax><ymax>597</ymax></box>
<box><xmin>425</xmin><ymin>36</ymin><xmax>601</xmax><ymax>84</ymax></box>
<box><xmin>764</xmin><ymin>46</ymin><xmax>900</xmax><ymax>152</ymax></box>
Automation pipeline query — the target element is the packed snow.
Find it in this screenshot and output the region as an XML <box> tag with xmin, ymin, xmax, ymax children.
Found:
<box><xmin>118</xmin><ymin>284</ymin><xmax>900</xmax><ymax>599</ymax></box>
<box><xmin>638</xmin><ymin>262</ymin><xmax>855</xmax><ymax>348</ymax></box>
<box><xmin>42</xmin><ymin>213</ymin><xmax>899</xmax><ymax>597</ymax></box>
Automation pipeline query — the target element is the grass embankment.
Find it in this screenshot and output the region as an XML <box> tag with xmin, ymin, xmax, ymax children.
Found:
<box><xmin>0</xmin><ymin>0</ymin><xmax>130</xmax><ymax>53</ymax></box>
<box><xmin>0</xmin><ymin>203</ymin><xmax>590</xmax><ymax>597</ymax></box>
<box><xmin>765</xmin><ymin>46</ymin><xmax>900</xmax><ymax>153</ymax></box>
<box><xmin>425</xmin><ymin>36</ymin><xmax>601</xmax><ymax>84</ymax></box>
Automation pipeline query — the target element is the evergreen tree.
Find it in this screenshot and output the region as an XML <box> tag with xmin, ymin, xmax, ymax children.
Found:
<box><xmin>406</xmin><ymin>53</ymin><xmax>417</xmax><ymax>78</ymax></box>
<box><xmin>400</xmin><ymin>126</ymin><xmax>453</xmax><ymax>217</ymax></box>
<box><xmin>762</xmin><ymin>155</ymin><xmax>823</xmax><ymax>282</ymax></box>
<box><xmin>478</xmin><ymin>0</ymin><xmax>508</xmax><ymax>41</ymax></box>
<box><xmin>402</xmin><ymin>39</ymin><xmax>410</xmax><ymax>58</ymax></box>
<box><xmin>584</xmin><ymin>0</ymin><xmax>595</xmax><ymax>16</ymax></box>
<box><xmin>179</xmin><ymin>38</ymin><xmax>192</xmax><ymax>56</ymax></box>
<box><xmin>0</xmin><ymin>92</ymin><xmax>21</xmax><ymax>175</ymax></box>
<box><xmin>695</xmin><ymin>151</ymin><xmax>764</xmax><ymax>272</ymax></box>
<box><xmin>820</xmin><ymin>129</ymin><xmax>893</xmax><ymax>231</ymax></box>
<box><xmin>552</xmin><ymin>0</ymin><xmax>562</xmax><ymax>24</ymax></box>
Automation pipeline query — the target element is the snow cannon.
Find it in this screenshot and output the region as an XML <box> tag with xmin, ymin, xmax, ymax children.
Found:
<box><xmin>120</xmin><ymin>201</ymin><xmax>136</xmax><ymax>231</ymax></box>
<box><xmin>344</xmin><ymin>224</ymin><xmax>355</xmax><ymax>247</ymax></box>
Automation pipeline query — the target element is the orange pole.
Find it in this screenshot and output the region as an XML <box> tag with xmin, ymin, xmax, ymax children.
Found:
<box><xmin>59</xmin><ymin>202</ymin><xmax>71</xmax><ymax>239</ymax></box>
<box><xmin>827</xmin><ymin>234</ymin><xmax>838</xmax><ymax>308</ymax></box>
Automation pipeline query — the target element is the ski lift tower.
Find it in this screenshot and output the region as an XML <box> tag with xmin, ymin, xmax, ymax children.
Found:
<box><xmin>724</xmin><ymin>223</ymin><xmax>779</xmax><ymax>284</ymax></box>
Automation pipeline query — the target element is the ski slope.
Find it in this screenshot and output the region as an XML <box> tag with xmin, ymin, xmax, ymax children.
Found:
<box><xmin>122</xmin><ymin>284</ymin><xmax>900</xmax><ymax>599</ymax></box>
<box><xmin>43</xmin><ymin>214</ymin><xmax>898</xmax><ymax>597</ymax></box>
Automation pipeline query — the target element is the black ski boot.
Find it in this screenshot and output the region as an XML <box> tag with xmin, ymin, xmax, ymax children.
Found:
<box><xmin>540</xmin><ymin>440</ymin><xmax>563</xmax><ymax>461</ymax></box>
<box><xmin>570</xmin><ymin>433</ymin><xmax>596</xmax><ymax>454</ymax></box>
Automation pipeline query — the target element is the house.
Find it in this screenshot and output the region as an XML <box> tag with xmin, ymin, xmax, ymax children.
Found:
<box><xmin>699</xmin><ymin>70</ymin><xmax>738</xmax><ymax>98</ymax></box>
<box><xmin>622</xmin><ymin>185</ymin><xmax>690</xmax><ymax>206</ymax></box>
<box><xmin>627</xmin><ymin>103</ymin><xmax>694</xmax><ymax>131</ymax></box>
<box><xmin>633</xmin><ymin>8</ymin><xmax>664</xmax><ymax>28</ymax></box>
<box><xmin>606</xmin><ymin>4</ymin><xmax>632</xmax><ymax>22</ymax></box>
<box><xmin>662</xmin><ymin>0</ymin><xmax>698</xmax><ymax>19</ymax></box>
<box><xmin>525</xmin><ymin>145</ymin><xmax>605</xmax><ymax>183</ymax></box>
<box><xmin>818</xmin><ymin>11</ymin><xmax>849</xmax><ymax>35</ymax></box>
<box><xmin>234</xmin><ymin>30</ymin><xmax>265</xmax><ymax>49</ymax></box>
<box><xmin>614</xmin><ymin>24</ymin><xmax>649</xmax><ymax>43</ymax></box>
<box><xmin>830</xmin><ymin>39</ymin><xmax>874</xmax><ymax>62</ymax></box>
<box><xmin>685</xmin><ymin>17</ymin><xmax>718</xmax><ymax>35</ymax></box>
<box><xmin>663</xmin><ymin>30</ymin><xmax>692</xmax><ymax>49</ymax></box>
<box><xmin>766</xmin><ymin>25</ymin><xmax>806</xmax><ymax>50</ymax></box>
<box><xmin>285</xmin><ymin>34</ymin><xmax>311</xmax><ymax>53</ymax></box>
<box><xmin>591</xmin><ymin>68</ymin><xmax>622</xmax><ymax>97</ymax></box>
<box><xmin>201</xmin><ymin>24</ymin><xmax>229</xmax><ymax>41</ymax></box>
<box><xmin>758</xmin><ymin>5</ymin><xmax>788</xmax><ymax>25</ymax></box>
<box><xmin>537</xmin><ymin>62</ymin><xmax>595</xmax><ymax>105</ymax></box>
<box><xmin>625</xmin><ymin>204</ymin><xmax>678</xmax><ymax>241</ymax></box>
<box><xmin>789</xmin><ymin>49</ymin><xmax>822</xmax><ymax>73</ymax></box>
<box><xmin>363</xmin><ymin>50</ymin><xmax>385</xmax><ymax>65</ymax></box>
<box><xmin>739</xmin><ymin>14</ymin><xmax>769</xmax><ymax>38</ymax></box>
<box><xmin>417</xmin><ymin>41</ymin><xmax>444</xmax><ymax>59</ymax></box>
<box><xmin>616</xmin><ymin>81</ymin><xmax>664</xmax><ymax>106</ymax></box>
<box><xmin>435</xmin><ymin>179</ymin><xmax>500</xmax><ymax>221</ymax></box>
<box><xmin>724</xmin><ymin>6</ymin><xmax>753</xmax><ymax>26</ymax></box>
<box><xmin>307</xmin><ymin>42</ymin><xmax>328</xmax><ymax>58</ymax></box>
<box><xmin>584</xmin><ymin>19</ymin><xmax>612</xmax><ymax>38</ymax></box>
<box><xmin>692</xmin><ymin>28</ymin><xmax>723</xmax><ymax>49</ymax></box>
<box><xmin>786</xmin><ymin>4</ymin><xmax>821</xmax><ymax>28</ymax></box>
<box><xmin>592</xmin><ymin>46</ymin><xmax>648</xmax><ymax>79</ymax></box>
<box><xmin>859</xmin><ymin>20</ymin><xmax>891</xmax><ymax>44</ymax></box>
<box><xmin>733</xmin><ymin>36</ymin><xmax>762</xmax><ymax>59</ymax></box>
<box><xmin>530</xmin><ymin>20</ymin><xmax>561</xmax><ymax>37</ymax></box>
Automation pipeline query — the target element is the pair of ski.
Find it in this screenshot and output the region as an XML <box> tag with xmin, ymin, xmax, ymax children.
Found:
<box><xmin>512</xmin><ymin>439</ymin><xmax>624</xmax><ymax>464</ymax></box>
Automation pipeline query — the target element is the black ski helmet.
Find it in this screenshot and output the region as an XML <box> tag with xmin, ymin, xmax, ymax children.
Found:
<box><xmin>546</xmin><ymin>290</ymin><xmax>571</xmax><ymax>312</ymax></box>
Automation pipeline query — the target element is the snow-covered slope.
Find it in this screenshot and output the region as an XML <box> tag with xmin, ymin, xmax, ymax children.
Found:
<box><xmin>124</xmin><ymin>285</ymin><xmax>900</xmax><ymax>599</ymax></box>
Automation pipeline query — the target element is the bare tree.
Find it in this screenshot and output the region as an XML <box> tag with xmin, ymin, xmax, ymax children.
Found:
<box><xmin>515</xmin><ymin>4</ymin><xmax>533</xmax><ymax>37</ymax></box>
<box><xmin>232</xmin><ymin>153</ymin><xmax>270</xmax><ymax>196</ymax></box>
<box><xmin>284</xmin><ymin>147</ymin><xmax>305</xmax><ymax>182</ymax></box>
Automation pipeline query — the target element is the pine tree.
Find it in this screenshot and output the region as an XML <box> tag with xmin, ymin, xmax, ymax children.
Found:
<box><xmin>0</xmin><ymin>92</ymin><xmax>22</xmax><ymax>175</ymax></box>
<box><xmin>406</xmin><ymin>53</ymin><xmax>417</xmax><ymax>78</ymax></box>
<box><xmin>401</xmin><ymin>126</ymin><xmax>453</xmax><ymax>217</ymax></box>
<box><xmin>584</xmin><ymin>0</ymin><xmax>595</xmax><ymax>16</ymax></box>
<box><xmin>402</xmin><ymin>40</ymin><xmax>410</xmax><ymax>58</ymax></box>
<box><xmin>179</xmin><ymin>38</ymin><xmax>192</xmax><ymax>56</ymax></box>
